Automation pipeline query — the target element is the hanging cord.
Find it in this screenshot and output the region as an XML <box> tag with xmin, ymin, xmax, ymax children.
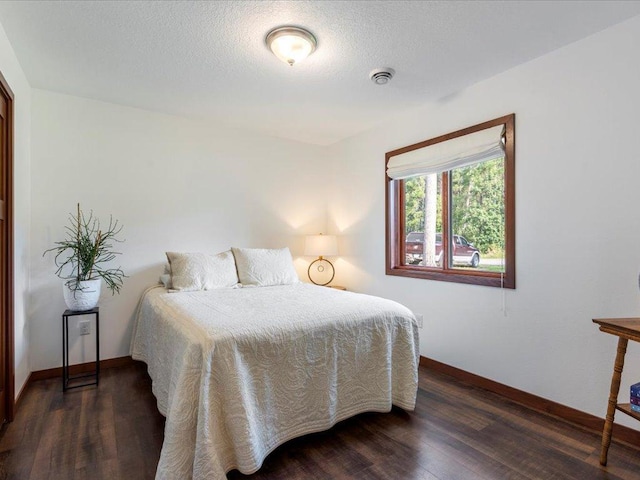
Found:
<box><xmin>501</xmin><ymin>269</ymin><xmax>506</xmax><ymax>317</ymax></box>
<box><xmin>500</xmin><ymin>150</ymin><xmax>507</xmax><ymax>317</ymax></box>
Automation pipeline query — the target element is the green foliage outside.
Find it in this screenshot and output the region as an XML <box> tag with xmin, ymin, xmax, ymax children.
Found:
<box><xmin>404</xmin><ymin>158</ymin><xmax>505</xmax><ymax>256</ymax></box>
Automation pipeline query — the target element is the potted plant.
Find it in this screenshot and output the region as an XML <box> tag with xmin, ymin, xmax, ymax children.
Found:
<box><xmin>44</xmin><ymin>203</ymin><xmax>126</xmax><ymax>311</ymax></box>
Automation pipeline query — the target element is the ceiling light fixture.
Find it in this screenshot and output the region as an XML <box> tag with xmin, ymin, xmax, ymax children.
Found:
<box><xmin>370</xmin><ymin>68</ymin><xmax>396</xmax><ymax>85</ymax></box>
<box><xmin>266</xmin><ymin>26</ymin><xmax>317</xmax><ymax>66</ymax></box>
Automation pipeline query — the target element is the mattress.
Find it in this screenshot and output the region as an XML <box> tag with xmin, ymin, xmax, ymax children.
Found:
<box><xmin>130</xmin><ymin>283</ymin><xmax>419</xmax><ymax>479</ymax></box>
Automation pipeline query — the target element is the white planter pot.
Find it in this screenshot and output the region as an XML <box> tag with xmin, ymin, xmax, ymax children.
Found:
<box><xmin>63</xmin><ymin>279</ymin><xmax>101</xmax><ymax>311</ymax></box>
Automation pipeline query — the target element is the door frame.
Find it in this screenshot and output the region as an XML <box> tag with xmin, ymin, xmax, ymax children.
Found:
<box><xmin>0</xmin><ymin>69</ymin><xmax>14</xmax><ymax>423</ymax></box>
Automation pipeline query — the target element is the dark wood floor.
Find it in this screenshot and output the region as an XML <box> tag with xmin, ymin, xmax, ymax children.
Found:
<box><xmin>0</xmin><ymin>362</ymin><xmax>638</xmax><ymax>480</ymax></box>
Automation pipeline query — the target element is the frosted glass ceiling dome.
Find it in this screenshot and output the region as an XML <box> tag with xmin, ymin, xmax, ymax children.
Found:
<box><xmin>266</xmin><ymin>26</ymin><xmax>317</xmax><ymax>66</ymax></box>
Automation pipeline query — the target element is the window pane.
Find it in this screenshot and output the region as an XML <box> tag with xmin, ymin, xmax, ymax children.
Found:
<box><xmin>403</xmin><ymin>174</ymin><xmax>442</xmax><ymax>268</ymax></box>
<box><xmin>450</xmin><ymin>158</ymin><xmax>505</xmax><ymax>272</ymax></box>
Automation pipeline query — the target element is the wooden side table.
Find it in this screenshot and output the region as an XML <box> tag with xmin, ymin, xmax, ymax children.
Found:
<box><xmin>62</xmin><ymin>307</ymin><xmax>100</xmax><ymax>391</ymax></box>
<box><xmin>592</xmin><ymin>317</ymin><xmax>640</xmax><ymax>465</ymax></box>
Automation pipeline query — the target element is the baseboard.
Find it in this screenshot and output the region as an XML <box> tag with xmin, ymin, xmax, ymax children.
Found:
<box><xmin>421</xmin><ymin>356</ymin><xmax>640</xmax><ymax>447</ymax></box>
<box><xmin>13</xmin><ymin>371</ymin><xmax>32</xmax><ymax>416</ymax></box>
<box><xmin>30</xmin><ymin>355</ymin><xmax>135</xmax><ymax>382</ymax></box>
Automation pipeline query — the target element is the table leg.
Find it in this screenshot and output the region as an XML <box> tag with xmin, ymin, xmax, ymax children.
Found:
<box><xmin>96</xmin><ymin>311</ymin><xmax>100</xmax><ymax>386</ymax></box>
<box><xmin>599</xmin><ymin>337</ymin><xmax>628</xmax><ymax>466</ymax></box>
<box><xmin>62</xmin><ymin>315</ymin><xmax>65</xmax><ymax>392</ymax></box>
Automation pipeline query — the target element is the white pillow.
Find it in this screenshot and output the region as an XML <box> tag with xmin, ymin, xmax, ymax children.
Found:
<box><xmin>159</xmin><ymin>273</ymin><xmax>172</xmax><ymax>289</ymax></box>
<box><xmin>166</xmin><ymin>250</ymin><xmax>239</xmax><ymax>291</ymax></box>
<box><xmin>231</xmin><ymin>247</ymin><xmax>299</xmax><ymax>287</ymax></box>
<box><xmin>159</xmin><ymin>263</ymin><xmax>172</xmax><ymax>288</ymax></box>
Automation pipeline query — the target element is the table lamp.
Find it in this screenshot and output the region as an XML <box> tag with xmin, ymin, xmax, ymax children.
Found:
<box><xmin>304</xmin><ymin>234</ymin><xmax>338</xmax><ymax>286</ymax></box>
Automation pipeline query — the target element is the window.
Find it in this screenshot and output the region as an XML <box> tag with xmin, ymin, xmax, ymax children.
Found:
<box><xmin>385</xmin><ymin>114</ymin><xmax>515</xmax><ymax>288</ymax></box>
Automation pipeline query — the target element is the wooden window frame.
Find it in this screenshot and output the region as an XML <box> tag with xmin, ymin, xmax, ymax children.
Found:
<box><xmin>385</xmin><ymin>114</ymin><xmax>515</xmax><ymax>289</ymax></box>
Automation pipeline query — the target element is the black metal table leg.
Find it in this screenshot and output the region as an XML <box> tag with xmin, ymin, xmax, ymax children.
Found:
<box><xmin>62</xmin><ymin>307</ymin><xmax>100</xmax><ymax>391</ymax></box>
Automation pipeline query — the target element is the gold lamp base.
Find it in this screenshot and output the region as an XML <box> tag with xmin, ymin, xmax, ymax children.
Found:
<box><xmin>307</xmin><ymin>257</ymin><xmax>335</xmax><ymax>286</ymax></box>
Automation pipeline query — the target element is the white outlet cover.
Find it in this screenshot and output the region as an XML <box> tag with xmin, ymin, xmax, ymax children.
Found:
<box><xmin>79</xmin><ymin>321</ymin><xmax>90</xmax><ymax>335</ymax></box>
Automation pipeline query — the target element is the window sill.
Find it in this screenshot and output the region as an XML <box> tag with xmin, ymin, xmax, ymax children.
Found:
<box><xmin>386</xmin><ymin>265</ymin><xmax>514</xmax><ymax>288</ymax></box>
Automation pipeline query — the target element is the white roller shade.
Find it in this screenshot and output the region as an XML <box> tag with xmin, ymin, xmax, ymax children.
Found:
<box><xmin>387</xmin><ymin>124</ymin><xmax>505</xmax><ymax>180</ymax></box>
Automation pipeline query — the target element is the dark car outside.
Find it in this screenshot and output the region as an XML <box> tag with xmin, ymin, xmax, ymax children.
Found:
<box><xmin>405</xmin><ymin>232</ymin><xmax>480</xmax><ymax>267</ymax></box>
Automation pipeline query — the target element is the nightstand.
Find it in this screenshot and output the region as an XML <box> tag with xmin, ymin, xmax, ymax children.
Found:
<box><xmin>62</xmin><ymin>307</ymin><xmax>100</xmax><ymax>391</ymax></box>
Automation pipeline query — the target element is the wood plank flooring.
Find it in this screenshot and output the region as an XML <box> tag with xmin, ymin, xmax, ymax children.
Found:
<box><xmin>0</xmin><ymin>362</ymin><xmax>638</xmax><ymax>479</ymax></box>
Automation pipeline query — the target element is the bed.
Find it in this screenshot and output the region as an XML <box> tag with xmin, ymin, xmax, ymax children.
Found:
<box><xmin>130</xmin><ymin>249</ymin><xmax>419</xmax><ymax>480</ymax></box>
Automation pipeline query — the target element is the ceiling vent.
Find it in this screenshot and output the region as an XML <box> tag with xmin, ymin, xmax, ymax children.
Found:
<box><xmin>370</xmin><ymin>68</ymin><xmax>395</xmax><ymax>85</ymax></box>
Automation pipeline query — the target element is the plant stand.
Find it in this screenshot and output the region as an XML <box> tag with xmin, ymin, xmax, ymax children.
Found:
<box><xmin>62</xmin><ymin>307</ymin><xmax>100</xmax><ymax>392</ymax></box>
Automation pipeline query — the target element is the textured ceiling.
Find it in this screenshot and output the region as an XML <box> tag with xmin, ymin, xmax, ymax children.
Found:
<box><xmin>0</xmin><ymin>1</ymin><xmax>639</xmax><ymax>145</ymax></box>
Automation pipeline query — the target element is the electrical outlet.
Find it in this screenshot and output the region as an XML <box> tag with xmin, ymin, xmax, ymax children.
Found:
<box><xmin>414</xmin><ymin>313</ymin><xmax>424</xmax><ymax>329</ymax></box>
<box><xmin>79</xmin><ymin>321</ymin><xmax>90</xmax><ymax>336</ymax></box>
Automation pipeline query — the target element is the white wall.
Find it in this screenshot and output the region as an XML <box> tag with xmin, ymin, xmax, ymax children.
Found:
<box><xmin>30</xmin><ymin>90</ymin><xmax>328</xmax><ymax>371</ymax></box>
<box><xmin>328</xmin><ymin>16</ymin><xmax>640</xmax><ymax>429</ymax></box>
<box><xmin>0</xmin><ymin>22</ymin><xmax>31</xmax><ymax>399</ymax></box>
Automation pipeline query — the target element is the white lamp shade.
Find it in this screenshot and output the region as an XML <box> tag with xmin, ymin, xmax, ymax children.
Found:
<box><xmin>304</xmin><ymin>234</ymin><xmax>338</xmax><ymax>257</ymax></box>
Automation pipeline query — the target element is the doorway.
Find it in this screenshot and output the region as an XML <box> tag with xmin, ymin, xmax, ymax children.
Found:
<box><xmin>0</xmin><ymin>69</ymin><xmax>14</xmax><ymax>425</ymax></box>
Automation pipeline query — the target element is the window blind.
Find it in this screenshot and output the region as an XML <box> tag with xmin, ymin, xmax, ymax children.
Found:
<box><xmin>386</xmin><ymin>124</ymin><xmax>505</xmax><ymax>180</ymax></box>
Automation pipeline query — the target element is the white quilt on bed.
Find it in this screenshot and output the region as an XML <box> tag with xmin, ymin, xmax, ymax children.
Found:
<box><xmin>130</xmin><ymin>283</ymin><xmax>419</xmax><ymax>480</ymax></box>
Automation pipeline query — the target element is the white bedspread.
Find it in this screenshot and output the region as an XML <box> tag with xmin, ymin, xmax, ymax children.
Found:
<box><xmin>131</xmin><ymin>283</ymin><xmax>419</xmax><ymax>480</ymax></box>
